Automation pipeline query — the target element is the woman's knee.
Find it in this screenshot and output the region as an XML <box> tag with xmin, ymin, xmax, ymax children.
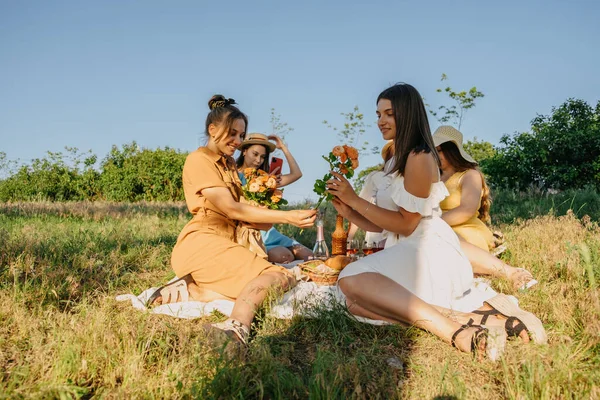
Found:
<box><xmin>262</xmin><ymin>270</ymin><xmax>295</xmax><ymax>291</ymax></box>
<box><xmin>290</xmin><ymin>244</ymin><xmax>313</xmax><ymax>260</ymax></box>
<box><xmin>338</xmin><ymin>276</ymin><xmax>360</xmax><ymax>298</ymax></box>
<box><xmin>267</xmin><ymin>246</ymin><xmax>295</xmax><ymax>263</ymax></box>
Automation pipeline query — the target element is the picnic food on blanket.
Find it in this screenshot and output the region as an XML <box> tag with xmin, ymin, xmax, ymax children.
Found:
<box><xmin>313</xmin><ymin>144</ymin><xmax>359</xmax><ymax>209</ymax></box>
<box><xmin>241</xmin><ymin>167</ymin><xmax>288</xmax><ymax>209</ymax></box>
<box><xmin>324</xmin><ymin>255</ymin><xmax>353</xmax><ymax>271</ymax></box>
<box><xmin>299</xmin><ymin>260</ymin><xmax>339</xmax><ymax>286</ymax></box>
<box><xmin>299</xmin><ymin>255</ymin><xmax>353</xmax><ymax>285</ymax></box>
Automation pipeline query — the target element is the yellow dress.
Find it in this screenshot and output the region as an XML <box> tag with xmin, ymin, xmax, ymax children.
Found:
<box><xmin>440</xmin><ymin>171</ymin><xmax>494</xmax><ymax>251</ymax></box>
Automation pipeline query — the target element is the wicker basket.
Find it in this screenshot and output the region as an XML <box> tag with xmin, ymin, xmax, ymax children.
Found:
<box><xmin>305</xmin><ymin>270</ymin><xmax>339</xmax><ymax>286</ymax></box>
<box><xmin>298</xmin><ymin>260</ymin><xmax>340</xmax><ymax>286</ymax></box>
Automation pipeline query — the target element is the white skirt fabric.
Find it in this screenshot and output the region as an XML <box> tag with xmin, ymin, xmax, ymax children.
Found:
<box><xmin>337</xmin><ymin>167</ymin><xmax>497</xmax><ymax>315</ymax></box>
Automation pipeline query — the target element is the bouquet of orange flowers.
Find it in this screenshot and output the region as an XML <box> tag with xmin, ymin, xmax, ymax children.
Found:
<box><xmin>241</xmin><ymin>168</ymin><xmax>288</xmax><ymax>209</ymax></box>
<box><xmin>313</xmin><ymin>145</ymin><xmax>359</xmax><ymax>208</ymax></box>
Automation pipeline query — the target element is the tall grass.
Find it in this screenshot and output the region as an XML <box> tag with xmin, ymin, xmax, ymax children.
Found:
<box><xmin>491</xmin><ymin>186</ymin><xmax>600</xmax><ymax>224</ymax></box>
<box><xmin>1</xmin><ymin>202</ymin><xmax>599</xmax><ymax>398</ymax></box>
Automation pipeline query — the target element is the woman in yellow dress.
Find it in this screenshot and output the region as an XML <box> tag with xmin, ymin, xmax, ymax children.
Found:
<box><xmin>433</xmin><ymin>125</ymin><xmax>536</xmax><ymax>289</ymax></box>
<box><xmin>433</xmin><ymin>125</ymin><xmax>494</xmax><ymax>251</ymax></box>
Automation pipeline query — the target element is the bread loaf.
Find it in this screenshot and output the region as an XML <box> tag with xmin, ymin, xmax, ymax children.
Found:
<box><xmin>324</xmin><ymin>255</ymin><xmax>353</xmax><ymax>271</ymax></box>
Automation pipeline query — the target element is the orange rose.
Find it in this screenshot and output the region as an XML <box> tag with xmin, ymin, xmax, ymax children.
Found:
<box><xmin>332</xmin><ymin>146</ymin><xmax>345</xmax><ymax>157</ymax></box>
<box><xmin>339</xmin><ymin>153</ymin><xmax>348</xmax><ymax>163</ymax></box>
<box><xmin>258</xmin><ymin>169</ymin><xmax>268</xmax><ymax>176</ymax></box>
<box><xmin>339</xmin><ymin>165</ymin><xmax>349</xmax><ymax>175</ymax></box>
<box><xmin>248</xmin><ymin>182</ymin><xmax>260</xmax><ymax>192</ymax></box>
<box><xmin>243</xmin><ymin>167</ymin><xmax>256</xmax><ymax>177</ymax></box>
<box><xmin>344</xmin><ymin>145</ymin><xmax>359</xmax><ymax>160</ymax></box>
<box><xmin>256</xmin><ymin>175</ymin><xmax>269</xmax><ymax>184</ymax></box>
<box><xmin>258</xmin><ymin>185</ymin><xmax>267</xmax><ymax>193</ymax></box>
<box><xmin>271</xmin><ymin>189</ymin><xmax>283</xmax><ymax>203</ymax></box>
<box><xmin>265</xmin><ymin>177</ymin><xmax>277</xmax><ymax>189</ymax></box>
<box><xmin>351</xmin><ymin>158</ymin><xmax>359</xmax><ymax>169</ymax></box>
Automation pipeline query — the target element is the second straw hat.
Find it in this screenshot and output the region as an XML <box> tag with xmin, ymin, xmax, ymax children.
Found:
<box><xmin>432</xmin><ymin>125</ymin><xmax>476</xmax><ymax>164</ymax></box>
<box><xmin>239</xmin><ymin>133</ymin><xmax>276</xmax><ymax>152</ymax></box>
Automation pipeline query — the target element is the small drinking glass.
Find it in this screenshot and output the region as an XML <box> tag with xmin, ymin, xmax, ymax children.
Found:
<box><xmin>346</xmin><ymin>239</ymin><xmax>359</xmax><ymax>259</ymax></box>
<box><xmin>363</xmin><ymin>241</ymin><xmax>374</xmax><ymax>256</ymax></box>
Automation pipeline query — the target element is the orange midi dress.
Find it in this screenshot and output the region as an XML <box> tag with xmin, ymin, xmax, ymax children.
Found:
<box><xmin>170</xmin><ymin>147</ymin><xmax>290</xmax><ymax>299</ymax></box>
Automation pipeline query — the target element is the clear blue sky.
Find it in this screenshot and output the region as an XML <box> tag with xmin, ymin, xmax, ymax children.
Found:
<box><xmin>1</xmin><ymin>0</ymin><xmax>599</xmax><ymax>202</ymax></box>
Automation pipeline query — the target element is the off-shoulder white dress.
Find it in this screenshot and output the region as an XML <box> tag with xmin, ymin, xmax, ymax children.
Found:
<box><xmin>338</xmin><ymin>161</ymin><xmax>496</xmax><ymax>313</ymax></box>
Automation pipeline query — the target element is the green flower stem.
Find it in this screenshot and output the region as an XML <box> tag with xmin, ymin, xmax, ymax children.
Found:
<box><xmin>313</xmin><ymin>195</ymin><xmax>326</xmax><ymax>210</ymax></box>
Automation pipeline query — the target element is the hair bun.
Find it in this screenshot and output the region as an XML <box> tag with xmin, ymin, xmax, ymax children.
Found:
<box><xmin>208</xmin><ymin>94</ymin><xmax>237</xmax><ymax>110</ymax></box>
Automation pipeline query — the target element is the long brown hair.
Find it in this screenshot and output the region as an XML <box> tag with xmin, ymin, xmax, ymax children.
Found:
<box><xmin>377</xmin><ymin>84</ymin><xmax>440</xmax><ymax>176</ymax></box>
<box><xmin>439</xmin><ymin>141</ymin><xmax>491</xmax><ymax>223</ymax></box>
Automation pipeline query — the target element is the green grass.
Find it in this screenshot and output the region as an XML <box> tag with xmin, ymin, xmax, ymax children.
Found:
<box><xmin>491</xmin><ymin>186</ymin><xmax>600</xmax><ymax>224</ymax></box>
<box><xmin>1</xmin><ymin>201</ymin><xmax>599</xmax><ymax>399</ymax></box>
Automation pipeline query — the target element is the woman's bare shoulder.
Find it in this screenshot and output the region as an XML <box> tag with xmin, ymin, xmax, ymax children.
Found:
<box><xmin>404</xmin><ymin>151</ymin><xmax>438</xmax><ymax>197</ymax></box>
<box><xmin>407</xmin><ymin>151</ymin><xmax>438</xmax><ymax>178</ymax></box>
<box><xmin>461</xmin><ymin>168</ymin><xmax>483</xmax><ymax>187</ymax></box>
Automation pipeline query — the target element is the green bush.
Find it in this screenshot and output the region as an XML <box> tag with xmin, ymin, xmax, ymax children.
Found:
<box><xmin>0</xmin><ymin>148</ymin><xmax>100</xmax><ymax>202</ymax></box>
<box><xmin>99</xmin><ymin>143</ymin><xmax>187</xmax><ymax>201</ymax></box>
<box><xmin>0</xmin><ymin>143</ymin><xmax>188</xmax><ymax>202</ymax></box>
<box><xmin>483</xmin><ymin>98</ymin><xmax>600</xmax><ymax>191</ymax></box>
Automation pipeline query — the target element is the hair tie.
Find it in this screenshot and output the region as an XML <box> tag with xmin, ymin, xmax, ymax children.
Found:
<box><xmin>212</xmin><ymin>98</ymin><xmax>237</xmax><ymax>110</ymax></box>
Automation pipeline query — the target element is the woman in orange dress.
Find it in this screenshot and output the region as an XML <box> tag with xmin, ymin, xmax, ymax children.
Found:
<box><xmin>149</xmin><ymin>95</ymin><xmax>316</xmax><ymax>347</ymax></box>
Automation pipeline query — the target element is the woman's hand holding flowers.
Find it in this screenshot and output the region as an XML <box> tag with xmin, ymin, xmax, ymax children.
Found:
<box><xmin>326</xmin><ymin>170</ymin><xmax>357</xmax><ymax>205</ymax></box>
<box><xmin>331</xmin><ymin>198</ymin><xmax>353</xmax><ymax>219</ymax></box>
<box><xmin>313</xmin><ymin>144</ymin><xmax>359</xmax><ymax>209</ymax></box>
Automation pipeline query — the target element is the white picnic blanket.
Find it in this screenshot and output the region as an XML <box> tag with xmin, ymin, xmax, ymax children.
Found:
<box><xmin>116</xmin><ymin>262</ymin><xmax>504</xmax><ymax>325</ymax></box>
<box><xmin>116</xmin><ymin>279</ymin><xmax>342</xmax><ymax>320</ymax></box>
<box><xmin>115</xmin><ymin>261</ymin><xmax>350</xmax><ymax>320</ymax></box>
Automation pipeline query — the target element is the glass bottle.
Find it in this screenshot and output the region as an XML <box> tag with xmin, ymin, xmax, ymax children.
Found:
<box><xmin>312</xmin><ymin>217</ymin><xmax>329</xmax><ymax>260</ymax></box>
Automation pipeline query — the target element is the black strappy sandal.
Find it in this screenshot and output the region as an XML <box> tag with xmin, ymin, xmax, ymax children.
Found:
<box><xmin>472</xmin><ymin>309</ymin><xmax>528</xmax><ymax>340</ymax></box>
<box><xmin>451</xmin><ymin>318</ymin><xmax>486</xmax><ymax>352</ymax></box>
<box><xmin>451</xmin><ymin>318</ymin><xmax>505</xmax><ymax>361</ymax></box>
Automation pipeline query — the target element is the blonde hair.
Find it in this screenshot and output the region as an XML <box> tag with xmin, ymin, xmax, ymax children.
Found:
<box><xmin>478</xmin><ymin>171</ymin><xmax>491</xmax><ymax>224</ymax></box>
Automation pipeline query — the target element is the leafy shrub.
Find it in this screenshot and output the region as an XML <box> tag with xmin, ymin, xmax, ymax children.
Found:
<box><xmin>483</xmin><ymin>99</ymin><xmax>600</xmax><ymax>190</ymax></box>
<box><xmin>0</xmin><ymin>143</ymin><xmax>188</xmax><ymax>202</ymax></box>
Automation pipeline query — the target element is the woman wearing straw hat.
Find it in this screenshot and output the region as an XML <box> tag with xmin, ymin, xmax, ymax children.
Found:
<box><xmin>236</xmin><ymin>133</ymin><xmax>313</xmax><ymax>263</ymax></box>
<box><xmin>433</xmin><ymin>125</ymin><xmax>495</xmax><ymax>251</ymax></box>
<box><xmin>433</xmin><ymin>126</ymin><xmax>536</xmax><ymax>290</ymax></box>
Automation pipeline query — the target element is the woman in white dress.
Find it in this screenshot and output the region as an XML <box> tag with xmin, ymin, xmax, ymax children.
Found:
<box><xmin>327</xmin><ymin>83</ymin><xmax>546</xmax><ymax>358</ymax></box>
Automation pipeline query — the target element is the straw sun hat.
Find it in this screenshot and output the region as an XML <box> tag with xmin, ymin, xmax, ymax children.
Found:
<box><xmin>238</xmin><ymin>133</ymin><xmax>276</xmax><ymax>152</ymax></box>
<box><xmin>432</xmin><ymin>125</ymin><xmax>476</xmax><ymax>164</ymax></box>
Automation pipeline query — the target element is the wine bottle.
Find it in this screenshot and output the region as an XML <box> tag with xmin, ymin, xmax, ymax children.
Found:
<box><xmin>312</xmin><ymin>218</ymin><xmax>329</xmax><ymax>260</ymax></box>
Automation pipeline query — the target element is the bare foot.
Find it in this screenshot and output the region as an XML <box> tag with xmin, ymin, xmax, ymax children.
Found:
<box><xmin>506</xmin><ymin>268</ymin><xmax>536</xmax><ymax>290</ymax></box>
